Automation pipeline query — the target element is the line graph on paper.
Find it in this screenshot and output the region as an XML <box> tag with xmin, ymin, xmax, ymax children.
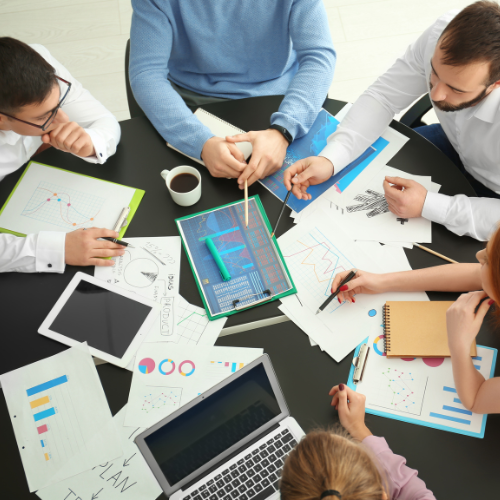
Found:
<box><xmin>21</xmin><ymin>181</ymin><xmax>106</xmax><ymax>229</ymax></box>
<box><xmin>174</xmin><ymin>301</ymin><xmax>210</xmax><ymax>344</ymax></box>
<box><xmin>369</xmin><ymin>368</ymin><xmax>427</xmax><ymax>416</ymax></box>
<box><xmin>282</xmin><ymin>227</ymin><xmax>355</xmax><ymax>313</ymax></box>
<box><xmin>141</xmin><ymin>388</ymin><xmax>182</xmax><ymax>413</ymax></box>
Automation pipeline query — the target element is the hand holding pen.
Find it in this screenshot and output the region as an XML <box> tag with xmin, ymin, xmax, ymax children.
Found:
<box><xmin>329</xmin><ymin>269</ymin><xmax>388</xmax><ymax>304</ymax></box>
<box><xmin>316</xmin><ymin>269</ymin><xmax>358</xmax><ymax>314</ymax></box>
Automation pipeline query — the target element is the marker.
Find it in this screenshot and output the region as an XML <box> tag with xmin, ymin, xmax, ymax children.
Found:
<box><xmin>206</xmin><ymin>237</ymin><xmax>231</xmax><ymax>281</ymax></box>
<box><xmin>100</xmin><ymin>237</ymin><xmax>134</xmax><ymax>248</ymax></box>
<box><xmin>113</xmin><ymin>206</ymin><xmax>130</xmax><ymax>232</ymax></box>
<box><xmin>316</xmin><ymin>269</ymin><xmax>357</xmax><ymax>314</ymax></box>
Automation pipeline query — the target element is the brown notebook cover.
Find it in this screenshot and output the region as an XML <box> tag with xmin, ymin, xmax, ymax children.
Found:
<box><xmin>383</xmin><ymin>301</ymin><xmax>477</xmax><ymax>358</ymax></box>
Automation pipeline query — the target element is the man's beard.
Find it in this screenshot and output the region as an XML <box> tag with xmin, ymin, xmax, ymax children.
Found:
<box><xmin>430</xmin><ymin>81</ymin><xmax>489</xmax><ymax>112</ymax></box>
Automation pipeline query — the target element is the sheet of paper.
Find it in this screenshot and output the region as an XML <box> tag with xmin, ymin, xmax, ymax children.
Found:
<box><xmin>0</xmin><ymin>345</ymin><xmax>122</xmax><ymax>492</ymax></box>
<box><xmin>324</xmin><ymin>166</ymin><xmax>441</xmax><ymax>243</ymax></box>
<box><xmin>37</xmin><ymin>406</ymin><xmax>162</xmax><ymax>500</ymax></box>
<box><xmin>125</xmin><ymin>344</ymin><xmax>262</xmax><ymax>428</ymax></box>
<box><xmin>348</xmin><ymin>336</ymin><xmax>496</xmax><ymax>438</ymax></box>
<box><xmin>95</xmin><ymin>236</ymin><xmax>181</xmax><ymax>342</ymax></box>
<box><xmin>278</xmin><ymin>211</ymin><xmax>428</xmax><ymax>362</ymax></box>
<box><xmin>0</xmin><ymin>162</ymin><xmax>137</xmax><ymax>235</ymax></box>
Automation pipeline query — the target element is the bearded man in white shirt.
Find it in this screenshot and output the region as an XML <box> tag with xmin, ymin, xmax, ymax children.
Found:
<box><xmin>284</xmin><ymin>0</ymin><xmax>500</xmax><ymax>241</ymax></box>
<box><xmin>0</xmin><ymin>37</ymin><xmax>124</xmax><ymax>273</ymax></box>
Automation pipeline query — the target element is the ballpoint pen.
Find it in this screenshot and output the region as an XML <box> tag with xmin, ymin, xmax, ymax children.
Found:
<box><xmin>316</xmin><ymin>269</ymin><xmax>357</xmax><ymax>314</ymax></box>
<box><xmin>100</xmin><ymin>237</ymin><xmax>134</xmax><ymax>248</ymax></box>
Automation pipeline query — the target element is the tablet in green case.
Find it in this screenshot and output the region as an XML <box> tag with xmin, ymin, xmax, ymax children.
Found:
<box><xmin>176</xmin><ymin>195</ymin><xmax>296</xmax><ymax>320</ymax></box>
<box><xmin>0</xmin><ymin>161</ymin><xmax>144</xmax><ymax>238</ymax></box>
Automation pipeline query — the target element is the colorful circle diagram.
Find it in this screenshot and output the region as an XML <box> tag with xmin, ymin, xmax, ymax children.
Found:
<box><xmin>179</xmin><ymin>360</ymin><xmax>196</xmax><ymax>377</ymax></box>
<box><xmin>368</xmin><ymin>309</ymin><xmax>377</xmax><ymax>317</ymax></box>
<box><xmin>423</xmin><ymin>357</ymin><xmax>444</xmax><ymax>367</ymax></box>
<box><xmin>138</xmin><ymin>358</ymin><xmax>155</xmax><ymax>374</ymax></box>
<box><xmin>159</xmin><ymin>359</ymin><xmax>176</xmax><ymax>375</ymax></box>
<box><xmin>373</xmin><ymin>335</ymin><xmax>386</xmax><ymax>356</ymax></box>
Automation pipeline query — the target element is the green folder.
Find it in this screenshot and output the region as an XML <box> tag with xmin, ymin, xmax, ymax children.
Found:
<box><xmin>175</xmin><ymin>195</ymin><xmax>297</xmax><ymax>320</ymax></box>
<box><xmin>0</xmin><ymin>161</ymin><xmax>145</xmax><ymax>238</ymax></box>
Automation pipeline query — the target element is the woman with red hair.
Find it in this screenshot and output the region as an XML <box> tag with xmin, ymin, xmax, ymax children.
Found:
<box><xmin>330</xmin><ymin>229</ymin><xmax>500</xmax><ymax>414</ymax></box>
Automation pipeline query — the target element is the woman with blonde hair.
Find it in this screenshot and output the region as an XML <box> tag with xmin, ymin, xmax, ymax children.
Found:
<box><xmin>280</xmin><ymin>384</ymin><xmax>435</xmax><ymax>500</ymax></box>
<box><xmin>329</xmin><ymin>226</ymin><xmax>500</xmax><ymax>414</ymax></box>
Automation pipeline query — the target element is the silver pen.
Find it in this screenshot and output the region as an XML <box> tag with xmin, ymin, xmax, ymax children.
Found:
<box><xmin>113</xmin><ymin>206</ymin><xmax>130</xmax><ymax>232</ymax></box>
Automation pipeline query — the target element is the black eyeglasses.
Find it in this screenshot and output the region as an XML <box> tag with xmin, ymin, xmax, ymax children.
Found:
<box><xmin>0</xmin><ymin>76</ymin><xmax>72</xmax><ymax>131</ymax></box>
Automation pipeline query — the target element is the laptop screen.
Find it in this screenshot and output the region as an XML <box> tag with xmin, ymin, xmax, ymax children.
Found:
<box><xmin>143</xmin><ymin>362</ymin><xmax>282</xmax><ymax>485</ymax></box>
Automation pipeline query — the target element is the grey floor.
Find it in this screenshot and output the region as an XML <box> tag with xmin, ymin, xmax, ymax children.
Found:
<box><xmin>0</xmin><ymin>0</ymin><xmax>474</xmax><ymax>123</ymax></box>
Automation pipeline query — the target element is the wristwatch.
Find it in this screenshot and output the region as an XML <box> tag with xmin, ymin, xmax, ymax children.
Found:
<box><xmin>268</xmin><ymin>124</ymin><xmax>293</xmax><ymax>145</ymax></box>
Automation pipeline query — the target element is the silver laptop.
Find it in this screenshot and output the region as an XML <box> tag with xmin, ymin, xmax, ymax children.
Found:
<box><xmin>135</xmin><ymin>354</ymin><xmax>305</xmax><ymax>500</ymax></box>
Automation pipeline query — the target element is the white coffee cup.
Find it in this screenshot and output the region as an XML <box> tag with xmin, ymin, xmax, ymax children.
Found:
<box><xmin>161</xmin><ymin>166</ymin><xmax>202</xmax><ymax>207</ymax></box>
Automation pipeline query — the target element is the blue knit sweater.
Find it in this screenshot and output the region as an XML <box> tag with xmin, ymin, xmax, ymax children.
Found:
<box><xmin>129</xmin><ymin>0</ymin><xmax>336</xmax><ymax>159</ymax></box>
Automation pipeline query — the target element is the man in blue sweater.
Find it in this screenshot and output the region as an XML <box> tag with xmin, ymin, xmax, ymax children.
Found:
<box><xmin>129</xmin><ymin>0</ymin><xmax>335</xmax><ymax>188</ymax></box>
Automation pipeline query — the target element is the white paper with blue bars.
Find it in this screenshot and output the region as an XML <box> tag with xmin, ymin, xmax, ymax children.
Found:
<box><xmin>348</xmin><ymin>334</ymin><xmax>497</xmax><ymax>438</ymax></box>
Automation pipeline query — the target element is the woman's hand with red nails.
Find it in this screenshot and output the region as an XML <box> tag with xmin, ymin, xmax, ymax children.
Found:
<box><xmin>330</xmin><ymin>269</ymin><xmax>387</xmax><ymax>303</ymax></box>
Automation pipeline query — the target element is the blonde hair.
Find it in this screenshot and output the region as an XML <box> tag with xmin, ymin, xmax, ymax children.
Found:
<box><xmin>280</xmin><ymin>427</ymin><xmax>386</xmax><ymax>500</ymax></box>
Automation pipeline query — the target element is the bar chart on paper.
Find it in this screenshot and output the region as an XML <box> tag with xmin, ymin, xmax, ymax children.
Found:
<box><xmin>26</xmin><ymin>374</ymin><xmax>86</xmax><ymax>465</ymax></box>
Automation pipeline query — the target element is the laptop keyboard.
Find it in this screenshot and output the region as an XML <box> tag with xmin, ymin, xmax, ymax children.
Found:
<box><xmin>183</xmin><ymin>428</ymin><xmax>297</xmax><ymax>500</ymax></box>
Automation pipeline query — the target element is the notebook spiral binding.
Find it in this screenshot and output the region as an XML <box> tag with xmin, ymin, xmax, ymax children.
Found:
<box><xmin>197</xmin><ymin>109</ymin><xmax>246</xmax><ymax>134</ymax></box>
<box><xmin>383</xmin><ymin>303</ymin><xmax>391</xmax><ymax>354</ymax></box>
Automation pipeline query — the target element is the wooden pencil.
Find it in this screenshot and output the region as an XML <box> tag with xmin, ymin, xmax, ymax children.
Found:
<box><xmin>413</xmin><ymin>243</ymin><xmax>458</xmax><ymax>264</ymax></box>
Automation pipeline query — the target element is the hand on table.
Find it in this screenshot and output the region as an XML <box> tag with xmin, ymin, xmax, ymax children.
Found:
<box><xmin>330</xmin><ymin>268</ymin><xmax>385</xmax><ymax>303</ymax></box>
<box><xmin>329</xmin><ymin>383</ymin><xmax>372</xmax><ymax>441</ymax></box>
<box><xmin>226</xmin><ymin>129</ymin><xmax>288</xmax><ymax>188</ymax></box>
<box><xmin>201</xmin><ymin>137</ymin><xmax>247</xmax><ymax>178</ymax></box>
<box><xmin>42</xmin><ymin>110</ymin><xmax>96</xmax><ymax>158</ymax></box>
<box><xmin>383</xmin><ymin>176</ymin><xmax>427</xmax><ymax>218</ymax></box>
<box><xmin>446</xmin><ymin>291</ymin><xmax>493</xmax><ymax>355</ymax></box>
<box><xmin>65</xmin><ymin>228</ymin><xmax>125</xmax><ymax>267</ymax></box>
<box><xmin>283</xmin><ymin>156</ymin><xmax>334</xmax><ymax>200</ymax></box>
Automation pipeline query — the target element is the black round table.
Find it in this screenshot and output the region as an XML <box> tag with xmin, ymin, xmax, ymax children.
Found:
<box><xmin>0</xmin><ymin>97</ymin><xmax>495</xmax><ymax>499</ymax></box>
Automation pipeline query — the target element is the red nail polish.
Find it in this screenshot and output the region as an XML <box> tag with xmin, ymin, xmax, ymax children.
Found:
<box><xmin>338</xmin><ymin>297</ymin><xmax>341</xmax><ymax>304</ymax></box>
<box><xmin>489</xmin><ymin>299</ymin><xmax>495</xmax><ymax>305</ymax></box>
<box><xmin>340</xmin><ymin>285</ymin><xmax>349</xmax><ymax>291</ymax></box>
<box><xmin>352</xmin><ymin>298</ymin><xmax>356</xmax><ymax>303</ymax></box>
<box><xmin>339</xmin><ymin>383</ymin><xmax>345</xmax><ymax>391</ymax></box>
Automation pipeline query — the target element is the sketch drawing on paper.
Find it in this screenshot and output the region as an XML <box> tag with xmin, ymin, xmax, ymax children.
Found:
<box><xmin>21</xmin><ymin>181</ymin><xmax>106</xmax><ymax>229</ymax></box>
<box><xmin>370</xmin><ymin>368</ymin><xmax>427</xmax><ymax>416</ymax></box>
<box><xmin>346</xmin><ymin>190</ymin><xmax>389</xmax><ymax>218</ymax></box>
<box><xmin>176</xmin><ymin>302</ymin><xmax>210</xmax><ymax>344</ymax></box>
<box><xmin>124</xmin><ymin>258</ymin><xmax>159</xmax><ymax>288</ymax></box>
<box><xmin>141</xmin><ymin>388</ymin><xmax>182</xmax><ymax>413</ymax></box>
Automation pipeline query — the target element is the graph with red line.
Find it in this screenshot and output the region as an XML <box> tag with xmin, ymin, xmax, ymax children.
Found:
<box><xmin>282</xmin><ymin>227</ymin><xmax>355</xmax><ymax>312</ymax></box>
<box><xmin>21</xmin><ymin>181</ymin><xmax>106</xmax><ymax>229</ymax></box>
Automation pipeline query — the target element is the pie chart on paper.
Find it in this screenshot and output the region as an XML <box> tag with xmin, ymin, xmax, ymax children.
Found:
<box><xmin>138</xmin><ymin>358</ymin><xmax>155</xmax><ymax>374</ymax></box>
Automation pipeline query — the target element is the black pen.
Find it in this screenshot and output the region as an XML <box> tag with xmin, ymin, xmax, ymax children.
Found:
<box><xmin>100</xmin><ymin>237</ymin><xmax>134</xmax><ymax>248</ymax></box>
<box><xmin>316</xmin><ymin>269</ymin><xmax>357</xmax><ymax>315</ymax></box>
<box><xmin>271</xmin><ymin>190</ymin><xmax>292</xmax><ymax>238</ymax></box>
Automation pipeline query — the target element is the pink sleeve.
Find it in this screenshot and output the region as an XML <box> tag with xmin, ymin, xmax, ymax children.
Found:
<box><xmin>362</xmin><ymin>436</ymin><xmax>436</xmax><ymax>500</ymax></box>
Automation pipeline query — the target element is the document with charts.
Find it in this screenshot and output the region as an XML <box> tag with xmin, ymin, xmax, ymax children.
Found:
<box><xmin>125</xmin><ymin>344</ymin><xmax>262</xmax><ymax>428</ymax></box>
<box><xmin>0</xmin><ymin>344</ymin><xmax>122</xmax><ymax>492</ymax></box>
<box><xmin>0</xmin><ymin>161</ymin><xmax>144</xmax><ymax>238</ymax></box>
<box><xmin>37</xmin><ymin>406</ymin><xmax>162</xmax><ymax>500</ymax></box>
<box><xmin>348</xmin><ymin>336</ymin><xmax>497</xmax><ymax>438</ymax></box>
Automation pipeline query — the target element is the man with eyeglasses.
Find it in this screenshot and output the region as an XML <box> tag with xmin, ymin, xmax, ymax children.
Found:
<box><xmin>0</xmin><ymin>37</ymin><xmax>123</xmax><ymax>273</ymax></box>
<box><xmin>283</xmin><ymin>1</ymin><xmax>500</xmax><ymax>242</ymax></box>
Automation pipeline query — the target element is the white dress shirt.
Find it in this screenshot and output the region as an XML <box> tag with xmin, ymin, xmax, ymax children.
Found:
<box><xmin>320</xmin><ymin>10</ymin><xmax>500</xmax><ymax>241</ymax></box>
<box><xmin>0</xmin><ymin>44</ymin><xmax>121</xmax><ymax>272</ymax></box>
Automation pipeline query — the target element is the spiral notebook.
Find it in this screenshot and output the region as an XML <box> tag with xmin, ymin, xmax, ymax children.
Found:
<box><xmin>167</xmin><ymin>108</ymin><xmax>252</xmax><ymax>165</ymax></box>
<box><xmin>383</xmin><ymin>301</ymin><xmax>477</xmax><ymax>358</ymax></box>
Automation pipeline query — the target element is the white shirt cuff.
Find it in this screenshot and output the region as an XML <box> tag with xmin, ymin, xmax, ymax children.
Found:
<box><xmin>35</xmin><ymin>231</ymin><xmax>66</xmax><ymax>273</ymax></box>
<box><xmin>319</xmin><ymin>141</ymin><xmax>352</xmax><ymax>175</ymax></box>
<box><xmin>421</xmin><ymin>191</ymin><xmax>451</xmax><ymax>224</ymax></box>
<box><xmin>80</xmin><ymin>129</ymin><xmax>108</xmax><ymax>164</ymax></box>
